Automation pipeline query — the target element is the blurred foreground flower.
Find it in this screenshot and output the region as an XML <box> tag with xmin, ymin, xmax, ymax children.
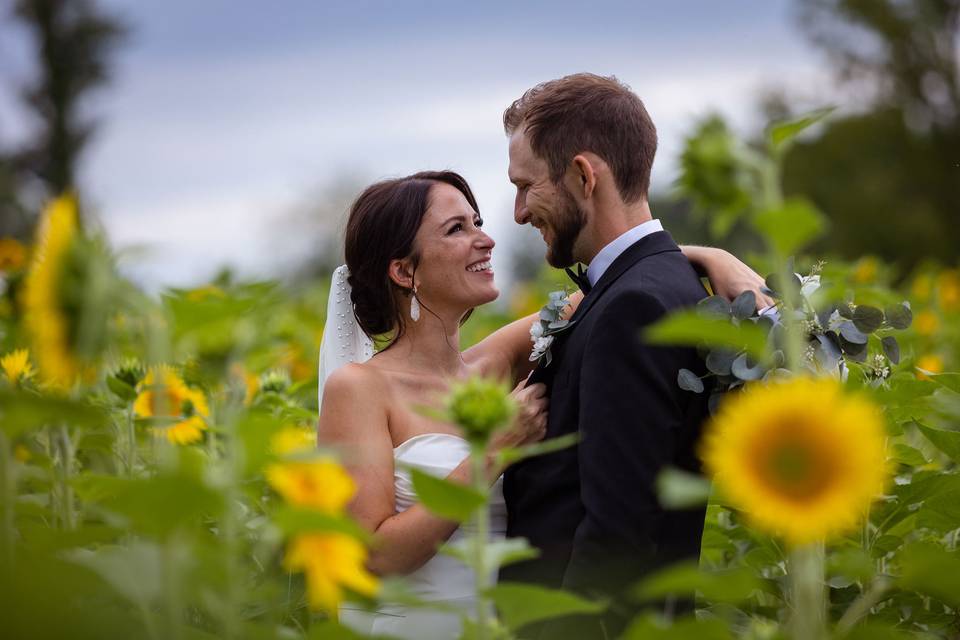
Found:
<box><xmin>446</xmin><ymin>376</ymin><xmax>516</xmax><ymax>443</ymax></box>
<box><xmin>701</xmin><ymin>378</ymin><xmax>888</xmax><ymax>546</ymax></box>
<box><xmin>270</xmin><ymin>424</ymin><xmax>316</xmax><ymax>456</ymax></box>
<box><xmin>283</xmin><ymin>532</ymin><xmax>378</xmax><ymax>614</ymax></box>
<box><xmin>22</xmin><ymin>195</ymin><xmax>82</xmax><ymax>388</ymax></box>
<box><xmin>266</xmin><ymin>458</ymin><xmax>354</xmax><ymax>512</ymax></box>
<box><xmin>1</xmin><ymin>349</ymin><xmax>34</xmax><ymax>384</ymax></box>
<box><xmin>134</xmin><ymin>366</ymin><xmax>210</xmax><ymax>445</ymax></box>
<box><xmin>0</xmin><ymin>237</ymin><xmax>28</xmax><ymax>272</ymax></box>
<box><xmin>267</xmin><ymin>457</ymin><xmax>378</xmax><ymax>615</ymax></box>
<box><xmin>938</xmin><ymin>269</ymin><xmax>960</xmax><ymax>311</ymax></box>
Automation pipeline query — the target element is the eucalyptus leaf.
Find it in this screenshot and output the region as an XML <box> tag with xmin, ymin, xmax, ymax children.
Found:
<box><xmin>697</xmin><ymin>295</ymin><xmax>731</xmax><ymax>317</ymax></box>
<box><xmin>730</xmin><ymin>291</ymin><xmax>756</xmax><ymax>320</ymax></box>
<box><xmin>885</xmin><ymin>302</ymin><xmax>913</xmax><ymax>330</ymax></box>
<box><xmin>881</xmin><ymin>336</ymin><xmax>900</xmax><ymax>365</ymax></box>
<box><xmin>677</xmin><ymin>369</ymin><xmax>705</xmax><ymax>393</ymax></box>
<box><xmin>852</xmin><ymin>305</ymin><xmax>884</xmax><ymax>333</ymax></box>
<box><xmin>409</xmin><ymin>468</ymin><xmax>486</xmax><ymax>522</ymax></box>
<box><xmin>705</xmin><ymin>350</ymin><xmax>736</xmax><ymax>376</ymax></box>
<box><xmin>839</xmin><ymin>321</ymin><xmax>868</xmax><ymax>345</ymax></box>
<box><xmin>731</xmin><ymin>353</ymin><xmax>765</xmax><ymax>381</ymax></box>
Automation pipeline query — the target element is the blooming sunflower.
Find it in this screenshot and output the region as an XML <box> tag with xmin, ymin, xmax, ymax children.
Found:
<box><xmin>134</xmin><ymin>366</ymin><xmax>210</xmax><ymax>445</ymax></box>
<box><xmin>22</xmin><ymin>195</ymin><xmax>81</xmax><ymax>389</ymax></box>
<box><xmin>1</xmin><ymin>349</ymin><xmax>34</xmax><ymax>384</ymax></box>
<box><xmin>265</xmin><ymin>458</ymin><xmax>355</xmax><ymax>513</ymax></box>
<box><xmin>0</xmin><ymin>237</ymin><xmax>28</xmax><ymax>272</ymax></box>
<box><xmin>700</xmin><ymin>378</ymin><xmax>889</xmax><ymax>546</ymax></box>
<box><xmin>284</xmin><ymin>532</ymin><xmax>378</xmax><ymax>615</ymax></box>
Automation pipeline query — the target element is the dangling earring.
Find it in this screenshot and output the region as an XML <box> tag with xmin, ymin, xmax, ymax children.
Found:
<box><xmin>410</xmin><ymin>286</ymin><xmax>420</xmax><ymax>322</ymax></box>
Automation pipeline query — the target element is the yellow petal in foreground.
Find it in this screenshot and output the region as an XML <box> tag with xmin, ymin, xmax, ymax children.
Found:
<box><xmin>266</xmin><ymin>459</ymin><xmax>355</xmax><ymax>513</ymax></box>
<box><xmin>284</xmin><ymin>533</ymin><xmax>378</xmax><ymax>615</ymax></box>
<box><xmin>700</xmin><ymin>378</ymin><xmax>888</xmax><ymax>546</ymax></box>
<box><xmin>22</xmin><ymin>195</ymin><xmax>81</xmax><ymax>389</ymax></box>
<box><xmin>270</xmin><ymin>425</ymin><xmax>317</xmax><ymax>456</ymax></box>
<box><xmin>1</xmin><ymin>349</ymin><xmax>34</xmax><ymax>383</ymax></box>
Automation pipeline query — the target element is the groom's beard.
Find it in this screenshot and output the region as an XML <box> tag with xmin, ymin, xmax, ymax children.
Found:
<box><xmin>543</xmin><ymin>187</ymin><xmax>586</xmax><ymax>269</ymax></box>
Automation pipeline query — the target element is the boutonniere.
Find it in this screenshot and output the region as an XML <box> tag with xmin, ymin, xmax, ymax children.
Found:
<box><xmin>529</xmin><ymin>290</ymin><xmax>575</xmax><ymax>366</ymax></box>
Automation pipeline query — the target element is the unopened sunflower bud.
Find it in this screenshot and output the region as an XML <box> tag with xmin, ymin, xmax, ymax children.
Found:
<box><xmin>446</xmin><ymin>376</ymin><xmax>516</xmax><ymax>443</ymax></box>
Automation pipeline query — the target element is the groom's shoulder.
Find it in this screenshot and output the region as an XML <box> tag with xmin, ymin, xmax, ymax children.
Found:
<box><xmin>619</xmin><ymin>248</ymin><xmax>708</xmax><ymax>309</ymax></box>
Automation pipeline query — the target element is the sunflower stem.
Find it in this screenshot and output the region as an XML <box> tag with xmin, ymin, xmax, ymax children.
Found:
<box><xmin>0</xmin><ymin>431</ymin><xmax>16</xmax><ymax>568</ymax></box>
<box><xmin>470</xmin><ymin>446</ymin><xmax>491</xmax><ymax>640</ymax></box>
<box><xmin>788</xmin><ymin>543</ymin><xmax>826</xmax><ymax>640</ymax></box>
<box><xmin>55</xmin><ymin>424</ymin><xmax>76</xmax><ymax>530</ymax></box>
<box><xmin>127</xmin><ymin>405</ymin><xmax>137</xmax><ymax>476</ymax></box>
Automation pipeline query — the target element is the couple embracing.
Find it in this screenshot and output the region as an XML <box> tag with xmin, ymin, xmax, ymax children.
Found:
<box><xmin>317</xmin><ymin>73</ymin><xmax>770</xmax><ymax>639</ymax></box>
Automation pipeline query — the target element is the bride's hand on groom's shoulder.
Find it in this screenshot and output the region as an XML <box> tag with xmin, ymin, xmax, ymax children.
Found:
<box><xmin>701</xmin><ymin>247</ymin><xmax>776</xmax><ymax>309</ymax></box>
<box><xmin>490</xmin><ymin>378</ymin><xmax>548</xmax><ymax>455</ymax></box>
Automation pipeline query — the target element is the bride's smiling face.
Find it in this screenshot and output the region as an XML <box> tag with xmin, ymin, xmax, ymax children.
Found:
<box><xmin>411</xmin><ymin>182</ymin><xmax>499</xmax><ymax>313</ymax></box>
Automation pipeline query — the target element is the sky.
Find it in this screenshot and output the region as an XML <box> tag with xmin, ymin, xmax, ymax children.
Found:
<box><xmin>0</xmin><ymin>0</ymin><xmax>835</xmax><ymax>291</ymax></box>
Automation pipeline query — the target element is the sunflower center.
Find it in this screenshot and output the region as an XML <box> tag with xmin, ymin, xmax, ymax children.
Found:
<box><xmin>761</xmin><ymin>438</ymin><xmax>835</xmax><ymax>501</ymax></box>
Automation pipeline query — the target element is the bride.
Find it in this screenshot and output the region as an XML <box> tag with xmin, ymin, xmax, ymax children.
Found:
<box><xmin>318</xmin><ymin>170</ymin><xmax>766</xmax><ymax>638</ymax></box>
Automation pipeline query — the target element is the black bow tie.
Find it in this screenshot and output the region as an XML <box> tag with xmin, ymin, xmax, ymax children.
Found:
<box><xmin>565</xmin><ymin>264</ymin><xmax>591</xmax><ymax>294</ymax></box>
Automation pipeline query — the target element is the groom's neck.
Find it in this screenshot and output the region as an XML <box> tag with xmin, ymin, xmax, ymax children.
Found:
<box><xmin>578</xmin><ymin>199</ymin><xmax>653</xmax><ymax>265</ymax></box>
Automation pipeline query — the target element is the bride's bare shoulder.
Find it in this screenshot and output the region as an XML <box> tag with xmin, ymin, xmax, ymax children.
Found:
<box><xmin>320</xmin><ymin>362</ymin><xmax>392</xmax><ymax>412</ymax></box>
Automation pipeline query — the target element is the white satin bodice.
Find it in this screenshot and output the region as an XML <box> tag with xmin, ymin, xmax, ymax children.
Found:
<box><xmin>392</xmin><ymin>432</ymin><xmax>506</xmax><ymax>601</ymax></box>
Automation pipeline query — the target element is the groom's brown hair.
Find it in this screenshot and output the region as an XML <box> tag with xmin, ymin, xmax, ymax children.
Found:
<box><xmin>503</xmin><ymin>73</ymin><xmax>657</xmax><ymax>204</ymax></box>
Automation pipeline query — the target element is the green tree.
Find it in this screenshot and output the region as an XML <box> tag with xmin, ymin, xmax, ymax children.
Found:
<box><xmin>783</xmin><ymin>0</ymin><xmax>960</xmax><ymax>268</ymax></box>
<box><xmin>1</xmin><ymin>0</ymin><xmax>125</xmax><ymax>233</ymax></box>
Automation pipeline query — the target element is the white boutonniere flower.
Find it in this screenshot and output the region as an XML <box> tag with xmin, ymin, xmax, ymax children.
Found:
<box><xmin>529</xmin><ymin>290</ymin><xmax>573</xmax><ymax>366</ymax></box>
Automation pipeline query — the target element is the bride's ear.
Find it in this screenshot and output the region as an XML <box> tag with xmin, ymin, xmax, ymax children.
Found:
<box><xmin>388</xmin><ymin>258</ymin><xmax>415</xmax><ymax>290</ymax></box>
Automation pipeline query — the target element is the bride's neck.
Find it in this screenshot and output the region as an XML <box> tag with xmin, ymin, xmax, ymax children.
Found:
<box><xmin>384</xmin><ymin>308</ymin><xmax>466</xmax><ymax>378</ymax></box>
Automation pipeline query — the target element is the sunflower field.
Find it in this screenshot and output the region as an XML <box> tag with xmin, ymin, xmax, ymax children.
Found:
<box><xmin>1</xmin><ymin>110</ymin><xmax>960</xmax><ymax>640</ymax></box>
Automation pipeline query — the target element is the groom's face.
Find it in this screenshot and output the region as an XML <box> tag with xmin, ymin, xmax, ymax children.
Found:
<box><xmin>508</xmin><ymin>129</ymin><xmax>586</xmax><ymax>268</ymax></box>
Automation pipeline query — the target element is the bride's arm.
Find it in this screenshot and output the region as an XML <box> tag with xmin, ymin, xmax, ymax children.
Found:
<box><xmin>318</xmin><ymin>365</ymin><xmax>499</xmax><ymax>577</ymax></box>
<box><xmin>465</xmin><ymin>246</ymin><xmax>771</xmax><ymax>386</ymax></box>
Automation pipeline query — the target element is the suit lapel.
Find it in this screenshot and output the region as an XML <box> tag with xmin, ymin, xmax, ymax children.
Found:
<box><xmin>526</xmin><ymin>230</ymin><xmax>681</xmax><ymax>383</ymax></box>
<box><xmin>568</xmin><ymin>230</ymin><xmax>681</xmax><ymax>324</ymax></box>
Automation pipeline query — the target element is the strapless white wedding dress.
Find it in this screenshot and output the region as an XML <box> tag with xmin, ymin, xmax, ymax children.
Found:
<box><xmin>339</xmin><ymin>433</ymin><xmax>506</xmax><ymax>639</ymax></box>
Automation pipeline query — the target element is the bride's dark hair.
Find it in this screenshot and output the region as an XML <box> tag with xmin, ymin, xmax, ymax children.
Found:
<box><xmin>344</xmin><ymin>170</ymin><xmax>480</xmax><ymax>342</ymax></box>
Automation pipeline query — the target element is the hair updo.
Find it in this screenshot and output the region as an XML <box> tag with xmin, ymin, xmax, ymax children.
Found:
<box><xmin>343</xmin><ymin>170</ymin><xmax>480</xmax><ymax>343</ymax></box>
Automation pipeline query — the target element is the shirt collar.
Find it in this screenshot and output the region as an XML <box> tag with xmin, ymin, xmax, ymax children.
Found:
<box><xmin>585</xmin><ymin>218</ymin><xmax>664</xmax><ymax>287</ymax></box>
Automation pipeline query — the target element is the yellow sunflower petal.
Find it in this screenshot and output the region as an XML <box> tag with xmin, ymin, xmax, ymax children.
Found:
<box><xmin>266</xmin><ymin>459</ymin><xmax>356</xmax><ymax>513</ymax></box>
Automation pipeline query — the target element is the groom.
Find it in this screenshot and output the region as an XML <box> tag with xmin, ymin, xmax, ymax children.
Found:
<box><xmin>500</xmin><ymin>74</ymin><xmax>711</xmax><ymax>637</ymax></box>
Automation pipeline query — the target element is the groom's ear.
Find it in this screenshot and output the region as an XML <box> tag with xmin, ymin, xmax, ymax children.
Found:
<box><xmin>388</xmin><ymin>259</ymin><xmax>415</xmax><ymax>290</ymax></box>
<box><xmin>570</xmin><ymin>154</ymin><xmax>597</xmax><ymax>200</ymax></box>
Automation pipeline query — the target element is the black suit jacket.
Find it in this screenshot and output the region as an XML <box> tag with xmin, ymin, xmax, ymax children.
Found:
<box><xmin>500</xmin><ymin>231</ymin><xmax>710</xmax><ymax>636</ymax></box>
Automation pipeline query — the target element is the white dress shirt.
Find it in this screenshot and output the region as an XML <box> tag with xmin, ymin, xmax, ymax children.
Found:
<box><xmin>585</xmin><ymin>218</ymin><xmax>664</xmax><ymax>287</ymax></box>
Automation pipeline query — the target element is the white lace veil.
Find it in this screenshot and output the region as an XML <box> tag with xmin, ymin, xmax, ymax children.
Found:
<box><xmin>318</xmin><ymin>265</ymin><xmax>375</xmax><ymax>409</ymax></box>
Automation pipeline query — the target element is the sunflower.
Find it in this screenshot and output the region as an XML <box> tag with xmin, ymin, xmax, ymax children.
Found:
<box><xmin>1</xmin><ymin>348</ymin><xmax>34</xmax><ymax>384</ymax></box>
<box><xmin>914</xmin><ymin>310</ymin><xmax>939</xmax><ymax>336</ymax></box>
<box><xmin>22</xmin><ymin>195</ymin><xmax>81</xmax><ymax>389</ymax></box>
<box><xmin>851</xmin><ymin>257</ymin><xmax>878</xmax><ymax>284</ymax></box>
<box><xmin>265</xmin><ymin>458</ymin><xmax>355</xmax><ymax>513</ymax></box>
<box><xmin>938</xmin><ymin>269</ymin><xmax>960</xmax><ymax>311</ymax></box>
<box><xmin>134</xmin><ymin>366</ymin><xmax>210</xmax><ymax>445</ymax></box>
<box><xmin>271</xmin><ymin>425</ymin><xmax>317</xmax><ymax>456</ymax></box>
<box><xmin>700</xmin><ymin>378</ymin><xmax>888</xmax><ymax>546</ymax></box>
<box><xmin>283</xmin><ymin>532</ymin><xmax>378</xmax><ymax>615</ymax></box>
<box><xmin>0</xmin><ymin>237</ymin><xmax>28</xmax><ymax>272</ymax></box>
